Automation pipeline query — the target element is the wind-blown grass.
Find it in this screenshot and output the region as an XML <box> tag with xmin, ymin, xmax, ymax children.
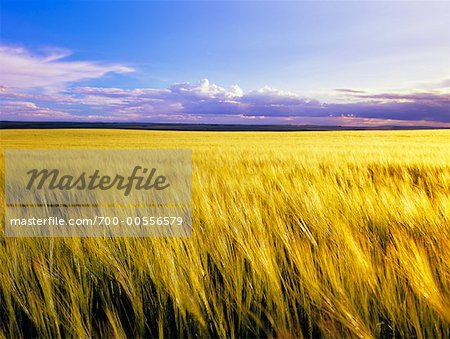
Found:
<box><xmin>0</xmin><ymin>129</ymin><xmax>449</xmax><ymax>338</ymax></box>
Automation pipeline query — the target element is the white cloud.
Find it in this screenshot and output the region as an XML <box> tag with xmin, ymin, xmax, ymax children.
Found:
<box><xmin>0</xmin><ymin>45</ymin><xmax>134</xmax><ymax>90</ymax></box>
<box><xmin>0</xmin><ymin>100</ymin><xmax>73</xmax><ymax>120</ymax></box>
<box><xmin>170</xmin><ymin>79</ymin><xmax>243</xmax><ymax>99</ymax></box>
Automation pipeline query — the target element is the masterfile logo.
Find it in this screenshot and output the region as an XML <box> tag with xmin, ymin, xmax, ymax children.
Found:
<box><xmin>25</xmin><ymin>166</ymin><xmax>171</xmax><ymax>196</ymax></box>
<box><xmin>5</xmin><ymin>149</ymin><xmax>192</xmax><ymax>237</ymax></box>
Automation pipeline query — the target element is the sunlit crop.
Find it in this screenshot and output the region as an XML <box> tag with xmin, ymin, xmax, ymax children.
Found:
<box><xmin>1</xmin><ymin>129</ymin><xmax>449</xmax><ymax>338</ymax></box>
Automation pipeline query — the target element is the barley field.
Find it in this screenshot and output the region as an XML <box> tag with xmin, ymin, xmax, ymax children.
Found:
<box><xmin>0</xmin><ymin>129</ymin><xmax>449</xmax><ymax>338</ymax></box>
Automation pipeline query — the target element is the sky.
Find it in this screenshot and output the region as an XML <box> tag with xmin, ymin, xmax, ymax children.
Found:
<box><xmin>0</xmin><ymin>0</ymin><xmax>449</xmax><ymax>126</ymax></box>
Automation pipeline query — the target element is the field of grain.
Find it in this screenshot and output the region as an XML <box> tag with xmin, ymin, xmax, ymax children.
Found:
<box><xmin>1</xmin><ymin>129</ymin><xmax>449</xmax><ymax>338</ymax></box>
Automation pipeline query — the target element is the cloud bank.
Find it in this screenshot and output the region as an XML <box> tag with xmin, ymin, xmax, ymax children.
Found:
<box><xmin>1</xmin><ymin>45</ymin><xmax>449</xmax><ymax>126</ymax></box>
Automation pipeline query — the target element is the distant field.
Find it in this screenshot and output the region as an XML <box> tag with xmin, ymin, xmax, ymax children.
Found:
<box><xmin>1</xmin><ymin>129</ymin><xmax>450</xmax><ymax>338</ymax></box>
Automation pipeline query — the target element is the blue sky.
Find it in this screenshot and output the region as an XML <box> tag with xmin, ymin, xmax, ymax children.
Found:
<box><xmin>1</xmin><ymin>1</ymin><xmax>449</xmax><ymax>125</ymax></box>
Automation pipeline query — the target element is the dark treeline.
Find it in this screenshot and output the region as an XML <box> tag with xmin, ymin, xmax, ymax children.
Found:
<box><xmin>0</xmin><ymin>121</ymin><xmax>445</xmax><ymax>131</ymax></box>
